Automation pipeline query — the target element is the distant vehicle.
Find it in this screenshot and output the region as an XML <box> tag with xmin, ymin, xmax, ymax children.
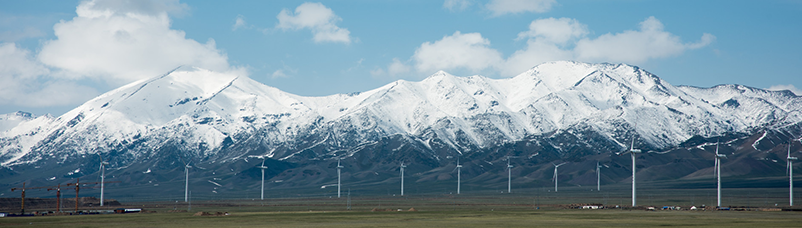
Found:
<box><xmin>114</xmin><ymin>208</ymin><xmax>142</xmax><ymax>214</ymax></box>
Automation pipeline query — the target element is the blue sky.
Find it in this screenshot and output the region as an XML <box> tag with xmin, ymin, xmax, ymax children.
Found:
<box><xmin>1</xmin><ymin>0</ymin><xmax>801</xmax><ymax>116</ymax></box>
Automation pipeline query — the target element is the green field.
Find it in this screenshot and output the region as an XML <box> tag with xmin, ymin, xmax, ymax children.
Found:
<box><xmin>2</xmin><ymin>208</ymin><xmax>801</xmax><ymax>228</ymax></box>
<box><xmin>3</xmin><ymin>181</ymin><xmax>801</xmax><ymax>227</ymax></box>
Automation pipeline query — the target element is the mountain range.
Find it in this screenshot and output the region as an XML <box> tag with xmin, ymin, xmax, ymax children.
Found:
<box><xmin>1</xmin><ymin>61</ymin><xmax>801</xmax><ymax>198</ymax></box>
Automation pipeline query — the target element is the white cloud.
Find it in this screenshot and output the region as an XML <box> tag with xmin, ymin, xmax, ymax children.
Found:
<box><xmin>687</xmin><ymin>33</ymin><xmax>716</xmax><ymax>49</ymax></box>
<box><xmin>0</xmin><ymin>14</ymin><xmax>51</xmax><ymax>42</ymax></box>
<box><xmin>37</xmin><ymin>0</ymin><xmax>231</xmax><ymax>85</ymax></box>
<box><xmin>767</xmin><ymin>84</ymin><xmax>801</xmax><ymax>96</ymax></box>
<box><xmin>276</xmin><ymin>2</ymin><xmax>351</xmax><ymax>44</ymax></box>
<box><xmin>412</xmin><ymin>31</ymin><xmax>503</xmax><ymax>74</ymax></box>
<box><xmin>75</xmin><ymin>0</ymin><xmax>188</xmax><ymax>17</ymax></box>
<box><xmin>444</xmin><ymin>0</ymin><xmax>472</xmax><ymax>11</ymax></box>
<box><xmin>372</xmin><ymin>58</ymin><xmax>411</xmax><ymax>77</ymax></box>
<box><xmin>232</xmin><ymin>14</ymin><xmax>248</xmax><ymax>31</ymax></box>
<box><xmin>0</xmin><ymin>42</ymin><xmax>97</xmax><ymax>107</ymax></box>
<box><xmin>397</xmin><ymin>17</ymin><xmax>715</xmax><ymax>77</ymax></box>
<box><xmin>506</xmin><ymin>17</ymin><xmax>715</xmax><ymax>75</ymax></box>
<box><xmin>271</xmin><ymin>62</ymin><xmax>298</xmax><ymax>79</ymax></box>
<box><xmin>388</xmin><ymin>58</ymin><xmax>411</xmax><ymax>76</ymax></box>
<box><xmin>0</xmin><ymin>27</ymin><xmax>45</xmax><ymax>43</ymax></box>
<box><xmin>503</xmin><ymin>18</ymin><xmax>586</xmax><ymax>75</ymax></box>
<box><xmin>502</xmin><ymin>38</ymin><xmax>574</xmax><ymax>76</ymax></box>
<box><xmin>516</xmin><ymin>17</ymin><xmax>587</xmax><ymax>44</ymax></box>
<box><xmin>369</xmin><ymin>68</ymin><xmax>385</xmax><ymax>77</ymax></box>
<box><xmin>0</xmin><ymin>43</ymin><xmax>47</xmax><ymax>79</ymax></box>
<box><xmin>271</xmin><ymin>70</ymin><xmax>288</xmax><ymax>79</ymax></box>
<box><xmin>574</xmin><ymin>16</ymin><xmax>716</xmax><ymax>64</ymax></box>
<box><xmin>486</xmin><ymin>0</ymin><xmax>556</xmax><ymax>16</ymax></box>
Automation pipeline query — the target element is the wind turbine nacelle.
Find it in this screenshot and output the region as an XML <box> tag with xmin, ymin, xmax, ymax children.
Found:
<box><xmin>507</xmin><ymin>165</ymin><xmax>513</xmax><ymax>168</ymax></box>
<box><xmin>257</xmin><ymin>166</ymin><xmax>268</xmax><ymax>169</ymax></box>
<box><xmin>101</xmin><ymin>162</ymin><xmax>110</xmax><ymax>165</ymax></box>
<box><xmin>789</xmin><ymin>157</ymin><xmax>798</xmax><ymax>161</ymax></box>
<box><xmin>456</xmin><ymin>165</ymin><xmax>462</xmax><ymax>168</ymax></box>
<box><xmin>631</xmin><ymin>149</ymin><xmax>642</xmax><ymax>153</ymax></box>
<box><xmin>716</xmin><ymin>154</ymin><xmax>727</xmax><ymax>159</ymax></box>
<box><xmin>337</xmin><ymin>165</ymin><xmax>344</xmax><ymax>168</ymax></box>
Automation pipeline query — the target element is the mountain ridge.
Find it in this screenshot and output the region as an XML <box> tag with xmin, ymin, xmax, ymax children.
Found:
<box><xmin>1</xmin><ymin>61</ymin><xmax>801</xmax><ymax>197</ymax></box>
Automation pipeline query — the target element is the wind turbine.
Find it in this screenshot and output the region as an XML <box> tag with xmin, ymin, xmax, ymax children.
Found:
<box><xmin>257</xmin><ymin>158</ymin><xmax>268</xmax><ymax>200</ymax></box>
<box><xmin>337</xmin><ymin>159</ymin><xmax>344</xmax><ymax>198</ymax></box>
<box><xmin>184</xmin><ymin>162</ymin><xmax>191</xmax><ymax>202</ymax></box>
<box><xmin>552</xmin><ymin>162</ymin><xmax>568</xmax><ymax>192</ymax></box>
<box><xmin>787</xmin><ymin>140</ymin><xmax>797</xmax><ymax>206</ymax></box>
<box><xmin>454</xmin><ymin>157</ymin><xmax>462</xmax><ymax>194</ymax></box>
<box><xmin>713</xmin><ymin>139</ymin><xmax>727</xmax><ymax>208</ymax></box>
<box><xmin>617</xmin><ymin>137</ymin><xmax>641</xmax><ymax>207</ymax></box>
<box><xmin>400</xmin><ymin>162</ymin><xmax>407</xmax><ymax>196</ymax></box>
<box><xmin>596</xmin><ymin>161</ymin><xmax>601</xmax><ymax>191</ymax></box>
<box><xmin>98</xmin><ymin>154</ymin><xmax>109</xmax><ymax>206</ymax></box>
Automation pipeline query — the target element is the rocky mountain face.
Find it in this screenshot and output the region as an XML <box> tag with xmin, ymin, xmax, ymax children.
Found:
<box><xmin>1</xmin><ymin>62</ymin><xmax>801</xmax><ymax>198</ymax></box>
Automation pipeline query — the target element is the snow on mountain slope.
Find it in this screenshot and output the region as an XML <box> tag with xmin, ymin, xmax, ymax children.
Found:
<box><xmin>2</xmin><ymin>61</ymin><xmax>801</xmax><ymax>168</ymax></box>
<box><xmin>0</xmin><ymin>112</ymin><xmax>54</xmax><ymax>165</ymax></box>
<box><xmin>678</xmin><ymin>84</ymin><xmax>802</xmax><ymax>128</ymax></box>
<box><xmin>0</xmin><ymin>111</ymin><xmax>38</xmax><ymax>133</ymax></box>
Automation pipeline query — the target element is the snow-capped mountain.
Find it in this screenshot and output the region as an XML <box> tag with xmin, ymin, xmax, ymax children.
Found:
<box><xmin>1</xmin><ymin>61</ymin><xmax>801</xmax><ymax>194</ymax></box>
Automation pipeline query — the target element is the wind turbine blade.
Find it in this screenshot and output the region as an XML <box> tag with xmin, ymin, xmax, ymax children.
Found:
<box><xmin>715</xmin><ymin>138</ymin><xmax>720</xmax><ymax>155</ymax></box>
<box><xmin>630</xmin><ymin>137</ymin><xmax>635</xmax><ymax>151</ymax></box>
<box><xmin>788</xmin><ymin>160</ymin><xmax>792</xmax><ymax>176</ymax></box>
<box><xmin>714</xmin><ymin>159</ymin><xmax>719</xmax><ymax>178</ymax></box>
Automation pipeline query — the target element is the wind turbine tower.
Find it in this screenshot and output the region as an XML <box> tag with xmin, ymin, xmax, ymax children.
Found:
<box><xmin>714</xmin><ymin>139</ymin><xmax>727</xmax><ymax>207</ymax></box>
<box><xmin>552</xmin><ymin>162</ymin><xmax>567</xmax><ymax>192</ymax></box>
<box><xmin>596</xmin><ymin>161</ymin><xmax>601</xmax><ymax>191</ymax></box>
<box><xmin>456</xmin><ymin>157</ymin><xmax>462</xmax><ymax>194</ymax></box>
<box><xmin>99</xmin><ymin>157</ymin><xmax>109</xmax><ymax>206</ymax></box>
<box><xmin>257</xmin><ymin>159</ymin><xmax>268</xmax><ymax>200</ymax></box>
<box><xmin>507</xmin><ymin>156</ymin><xmax>514</xmax><ymax>193</ymax></box>
<box><xmin>184</xmin><ymin>163</ymin><xmax>191</xmax><ymax>202</ymax></box>
<box><xmin>400</xmin><ymin>162</ymin><xmax>407</xmax><ymax>196</ymax></box>
<box><xmin>618</xmin><ymin>137</ymin><xmax>641</xmax><ymax>207</ymax></box>
<box><xmin>788</xmin><ymin>141</ymin><xmax>797</xmax><ymax>206</ymax></box>
<box><xmin>337</xmin><ymin>159</ymin><xmax>344</xmax><ymax>198</ymax></box>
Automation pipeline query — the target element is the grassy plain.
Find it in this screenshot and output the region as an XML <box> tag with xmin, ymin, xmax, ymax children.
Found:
<box><xmin>1</xmin><ymin>207</ymin><xmax>801</xmax><ymax>228</ymax></box>
<box><xmin>3</xmin><ymin>181</ymin><xmax>801</xmax><ymax>227</ymax></box>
